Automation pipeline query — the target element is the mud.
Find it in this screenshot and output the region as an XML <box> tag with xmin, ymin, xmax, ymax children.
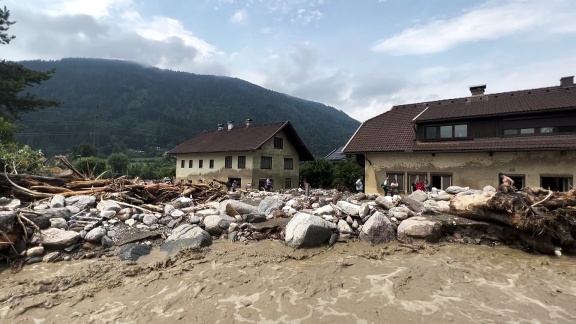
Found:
<box><xmin>1</xmin><ymin>242</ymin><xmax>576</xmax><ymax>323</ymax></box>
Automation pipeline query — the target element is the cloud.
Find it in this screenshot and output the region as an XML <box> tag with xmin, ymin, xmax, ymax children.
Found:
<box><xmin>230</xmin><ymin>9</ymin><xmax>247</xmax><ymax>24</ymax></box>
<box><xmin>373</xmin><ymin>0</ymin><xmax>576</xmax><ymax>55</ymax></box>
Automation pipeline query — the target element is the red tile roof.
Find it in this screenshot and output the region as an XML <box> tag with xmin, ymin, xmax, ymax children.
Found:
<box><xmin>344</xmin><ymin>84</ymin><xmax>576</xmax><ymax>154</ymax></box>
<box><xmin>167</xmin><ymin>121</ymin><xmax>314</xmax><ymax>160</ymax></box>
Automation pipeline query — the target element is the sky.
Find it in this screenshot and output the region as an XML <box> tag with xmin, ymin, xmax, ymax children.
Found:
<box><xmin>3</xmin><ymin>0</ymin><xmax>576</xmax><ymax>122</ymax></box>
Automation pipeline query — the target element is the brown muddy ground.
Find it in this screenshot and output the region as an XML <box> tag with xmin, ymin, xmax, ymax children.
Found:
<box><xmin>1</xmin><ymin>241</ymin><xmax>576</xmax><ymax>324</ymax></box>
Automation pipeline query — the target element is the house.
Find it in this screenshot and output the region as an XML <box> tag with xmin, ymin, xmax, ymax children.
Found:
<box><xmin>324</xmin><ymin>146</ymin><xmax>346</xmax><ymax>164</ymax></box>
<box><xmin>167</xmin><ymin>119</ymin><xmax>314</xmax><ymax>190</ymax></box>
<box><xmin>343</xmin><ymin>76</ymin><xmax>576</xmax><ymax>194</ymax></box>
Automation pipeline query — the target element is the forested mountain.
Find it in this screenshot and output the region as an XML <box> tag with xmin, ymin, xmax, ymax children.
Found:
<box><xmin>14</xmin><ymin>58</ymin><xmax>360</xmax><ymax>158</ymax></box>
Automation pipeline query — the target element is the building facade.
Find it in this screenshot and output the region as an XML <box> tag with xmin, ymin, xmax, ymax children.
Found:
<box><xmin>168</xmin><ymin>120</ymin><xmax>314</xmax><ymax>190</ymax></box>
<box><xmin>344</xmin><ymin>76</ymin><xmax>576</xmax><ymax>194</ymax></box>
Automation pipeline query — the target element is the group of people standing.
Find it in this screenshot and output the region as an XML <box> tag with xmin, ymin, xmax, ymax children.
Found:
<box><xmin>411</xmin><ymin>179</ymin><xmax>430</xmax><ymax>193</ymax></box>
<box><xmin>380</xmin><ymin>177</ymin><xmax>399</xmax><ymax>196</ymax></box>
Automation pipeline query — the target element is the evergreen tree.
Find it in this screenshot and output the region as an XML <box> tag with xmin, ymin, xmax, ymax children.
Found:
<box><xmin>332</xmin><ymin>157</ymin><xmax>364</xmax><ymax>191</ymax></box>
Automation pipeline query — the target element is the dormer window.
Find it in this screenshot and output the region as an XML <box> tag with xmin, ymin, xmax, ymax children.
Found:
<box><xmin>425</xmin><ymin>124</ymin><xmax>468</xmax><ymax>140</ymax></box>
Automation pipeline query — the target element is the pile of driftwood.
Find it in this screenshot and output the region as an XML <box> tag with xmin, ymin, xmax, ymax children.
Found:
<box><xmin>451</xmin><ymin>186</ymin><xmax>576</xmax><ymax>254</ymax></box>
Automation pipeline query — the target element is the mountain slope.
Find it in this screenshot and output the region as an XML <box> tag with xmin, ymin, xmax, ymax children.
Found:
<box><xmin>15</xmin><ymin>58</ymin><xmax>360</xmax><ymax>158</ymax></box>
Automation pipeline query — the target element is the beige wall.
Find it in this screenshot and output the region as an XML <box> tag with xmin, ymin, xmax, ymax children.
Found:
<box><xmin>173</xmin><ymin>130</ymin><xmax>302</xmax><ymax>189</ymax></box>
<box><xmin>364</xmin><ymin>150</ymin><xmax>576</xmax><ymax>194</ymax></box>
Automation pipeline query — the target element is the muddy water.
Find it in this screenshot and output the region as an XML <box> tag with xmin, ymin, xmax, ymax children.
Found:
<box><xmin>1</xmin><ymin>242</ymin><xmax>576</xmax><ymax>323</ymax></box>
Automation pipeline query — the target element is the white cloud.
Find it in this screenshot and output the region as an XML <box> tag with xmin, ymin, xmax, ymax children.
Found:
<box><xmin>373</xmin><ymin>0</ymin><xmax>576</xmax><ymax>55</ymax></box>
<box><xmin>230</xmin><ymin>9</ymin><xmax>247</xmax><ymax>24</ymax></box>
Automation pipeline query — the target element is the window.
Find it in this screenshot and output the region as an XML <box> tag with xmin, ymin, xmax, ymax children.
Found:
<box><xmin>209</xmin><ymin>159</ymin><xmax>214</xmax><ymax>169</ymax></box>
<box><xmin>520</xmin><ymin>128</ymin><xmax>534</xmax><ymax>134</ymax></box>
<box><xmin>274</xmin><ymin>137</ymin><xmax>283</xmax><ymax>149</ymax></box>
<box><xmin>386</xmin><ymin>172</ymin><xmax>405</xmax><ymax>193</ymax></box>
<box><xmin>180</xmin><ymin>160</ymin><xmax>185</xmax><ymax>168</ymax></box>
<box><xmin>540</xmin><ymin>127</ymin><xmax>554</xmax><ymax>133</ymax></box>
<box><xmin>541</xmin><ymin>175</ymin><xmax>573</xmax><ymax>192</ymax></box>
<box><xmin>261</xmin><ymin>156</ymin><xmax>272</xmax><ymax>169</ymax></box>
<box><xmin>407</xmin><ymin>173</ymin><xmax>427</xmax><ymax>192</ymax></box>
<box><xmin>431</xmin><ymin>173</ymin><xmax>452</xmax><ymax>190</ymax></box>
<box><xmin>504</xmin><ymin>125</ymin><xmax>576</xmax><ymax>137</ymax></box>
<box><xmin>285</xmin><ymin>178</ymin><xmax>292</xmax><ymax>189</ymax></box>
<box><xmin>504</xmin><ymin>129</ymin><xmax>518</xmax><ymax>136</ymax></box>
<box><xmin>425</xmin><ymin>124</ymin><xmax>467</xmax><ymax>139</ymax></box>
<box><xmin>238</xmin><ymin>156</ymin><xmax>246</xmax><ymax>169</ymax></box>
<box><xmin>225</xmin><ymin>156</ymin><xmax>232</xmax><ymax>168</ymax></box>
<box><xmin>499</xmin><ymin>174</ymin><xmax>525</xmax><ymax>189</ymax></box>
<box><xmin>198</xmin><ymin>160</ymin><xmax>203</xmax><ymax>168</ymax></box>
<box><xmin>188</xmin><ymin>160</ymin><xmax>193</xmax><ymax>168</ymax></box>
<box><xmin>284</xmin><ymin>158</ymin><xmax>293</xmax><ymax>170</ymax></box>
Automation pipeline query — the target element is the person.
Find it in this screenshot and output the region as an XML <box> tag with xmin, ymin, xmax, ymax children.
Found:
<box><xmin>231</xmin><ymin>180</ymin><xmax>238</xmax><ymax>192</ymax></box>
<box><xmin>424</xmin><ymin>179</ymin><xmax>430</xmax><ymax>192</ymax></box>
<box><xmin>390</xmin><ymin>178</ymin><xmax>399</xmax><ymax>195</ymax></box>
<box><xmin>355</xmin><ymin>178</ymin><xmax>363</xmax><ymax>193</ymax></box>
<box><xmin>265</xmin><ymin>178</ymin><xmax>272</xmax><ymax>191</ymax></box>
<box><xmin>411</xmin><ymin>180</ymin><xmax>417</xmax><ymax>193</ymax></box>
<box><xmin>416</xmin><ymin>179</ymin><xmax>425</xmax><ymax>191</ymax></box>
<box><xmin>246</xmin><ymin>182</ymin><xmax>252</xmax><ymax>190</ymax></box>
<box><xmin>380</xmin><ymin>176</ymin><xmax>389</xmax><ymax>196</ymax></box>
<box><xmin>499</xmin><ymin>173</ymin><xmax>515</xmax><ymax>187</ymax></box>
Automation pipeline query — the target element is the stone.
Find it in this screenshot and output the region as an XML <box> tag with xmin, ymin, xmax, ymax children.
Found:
<box><xmin>337</xmin><ymin>219</ymin><xmax>352</xmax><ymax>233</ymax></box>
<box><xmin>483</xmin><ymin>185</ymin><xmax>496</xmax><ymax>192</ymax></box>
<box><xmin>86</xmin><ymin>227</ymin><xmax>107</xmax><ymax>243</ymax></box>
<box><xmin>171</xmin><ymin>197</ymin><xmax>193</xmax><ymax>209</ymax></box>
<box><xmin>26</xmin><ymin>246</ymin><xmax>45</xmax><ymax>257</ymax></box>
<box><xmin>32</xmin><ymin>228</ymin><xmax>80</xmax><ymax>248</ymax></box>
<box><xmin>0</xmin><ymin>198</ymin><xmax>21</xmax><ymax>210</ymax></box>
<box><xmin>99</xmin><ymin>210</ymin><xmax>117</xmax><ymax>219</ymax></box>
<box><xmin>445</xmin><ymin>186</ymin><xmax>470</xmax><ymax>195</ymax></box>
<box><xmin>218</xmin><ymin>200</ymin><xmax>258</xmax><ymax>215</ymax></box>
<box><xmin>117</xmin><ymin>243</ymin><xmax>152</xmax><ymax>261</ymax></box>
<box><xmin>258</xmin><ymin>196</ymin><xmax>284</xmax><ymax>216</ymax></box>
<box><xmin>195</xmin><ymin>209</ymin><xmax>219</xmax><ymax>217</ymax></box>
<box><xmin>43</xmin><ymin>252</ymin><xmax>60</xmax><ymax>263</ymax></box>
<box><xmin>49</xmin><ymin>217</ymin><xmax>68</xmax><ymax>229</ymax></box>
<box><xmin>346</xmin><ymin>216</ymin><xmax>353</xmax><ymax>225</ymax></box>
<box><xmin>125</xmin><ymin>219</ymin><xmax>136</xmax><ymax>226</ymax></box>
<box><xmin>161</xmin><ymin>225</ymin><xmax>211</xmax><ymax>254</ymax></box>
<box><xmin>336</xmin><ymin>201</ymin><xmax>360</xmax><ymax>216</ymax></box>
<box><xmin>450</xmin><ymin>191</ymin><xmax>496</xmax><ymax>216</ymax></box>
<box><xmin>65</xmin><ymin>195</ymin><xmax>97</xmax><ymax>210</ymax></box>
<box><xmin>407</xmin><ymin>190</ymin><xmax>429</xmax><ymax>203</ymax></box>
<box><xmin>96</xmin><ymin>200</ymin><xmax>122</xmax><ymax>213</ymax></box>
<box><xmin>136</xmin><ymin>224</ymin><xmax>150</xmax><ymax>230</ymax></box>
<box><xmin>241</xmin><ymin>213</ymin><xmax>267</xmax><ymax>223</ymax></box>
<box><xmin>400</xmin><ymin>197</ymin><xmax>424</xmax><ymax>213</ymax></box>
<box><xmin>50</xmin><ymin>195</ymin><xmax>66</xmax><ymax>208</ymax></box>
<box><xmin>101</xmin><ymin>235</ymin><xmax>114</xmax><ymax>249</ymax></box>
<box><xmin>285</xmin><ymin>212</ymin><xmax>333</xmax><ymax>248</ymax></box>
<box><xmin>66</xmin><ymin>205</ymin><xmax>81</xmax><ymax>214</ymax></box>
<box><xmin>313</xmin><ymin>205</ymin><xmax>334</xmax><ymax>216</ymax></box>
<box><xmin>359</xmin><ymin>211</ymin><xmax>396</xmax><ymax>244</ymax></box>
<box><xmin>0</xmin><ymin>211</ymin><xmax>16</xmax><ymax>232</ymax></box>
<box><xmin>27</xmin><ymin>257</ymin><xmax>42</xmax><ymax>264</ymax></box>
<box><xmin>41</xmin><ymin>208</ymin><xmax>72</xmax><ymax>220</ymax></box>
<box><xmin>388</xmin><ymin>206</ymin><xmax>413</xmax><ymax>220</ymax></box>
<box><xmin>359</xmin><ymin>203</ymin><xmax>370</xmax><ymax>217</ymax></box>
<box><xmin>432</xmin><ymin>194</ymin><xmax>453</xmax><ymax>201</ymax></box>
<box><xmin>397</xmin><ymin>216</ymin><xmax>442</xmax><ymax>243</ymax></box>
<box><xmin>33</xmin><ymin>204</ymin><xmax>50</xmax><ymax>210</ymax></box>
<box><xmin>375</xmin><ymin>196</ymin><xmax>394</xmax><ymax>210</ymax></box>
<box><xmin>170</xmin><ymin>209</ymin><xmax>185</xmax><ymax>218</ymax></box>
<box><xmin>188</xmin><ymin>215</ymin><xmax>202</xmax><ymax>224</ymax></box>
<box><xmin>142</xmin><ymin>214</ymin><xmax>158</xmax><ymax>225</ymax></box>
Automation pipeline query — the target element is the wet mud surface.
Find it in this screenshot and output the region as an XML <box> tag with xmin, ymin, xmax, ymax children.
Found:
<box><xmin>1</xmin><ymin>241</ymin><xmax>576</xmax><ymax>323</ymax></box>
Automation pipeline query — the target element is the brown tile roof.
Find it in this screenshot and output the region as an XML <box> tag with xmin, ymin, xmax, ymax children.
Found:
<box><xmin>167</xmin><ymin>121</ymin><xmax>314</xmax><ymax>160</ymax></box>
<box><xmin>415</xmin><ymin>86</ymin><xmax>576</xmax><ymax>122</ymax></box>
<box><xmin>343</xmin><ymin>84</ymin><xmax>576</xmax><ymax>154</ymax></box>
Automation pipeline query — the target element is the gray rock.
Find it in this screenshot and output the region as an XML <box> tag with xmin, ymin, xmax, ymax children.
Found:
<box><xmin>397</xmin><ymin>216</ymin><xmax>442</xmax><ymax>243</ymax></box>
<box><xmin>167</xmin><ymin>220</ymin><xmax>177</xmax><ymax>228</ymax></box>
<box><xmin>66</xmin><ymin>205</ymin><xmax>81</xmax><ymax>214</ymax></box>
<box><xmin>203</xmin><ymin>215</ymin><xmax>223</xmax><ymax>235</ymax></box>
<box><xmin>285</xmin><ymin>212</ymin><xmax>333</xmax><ymax>248</ymax></box>
<box><xmin>375</xmin><ymin>196</ymin><xmax>394</xmax><ymax>210</ymax></box>
<box><xmin>26</xmin><ymin>246</ymin><xmax>45</xmax><ymax>257</ymax></box>
<box><xmin>33</xmin><ymin>204</ymin><xmax>49</xmax><ymax>210</ymax></box>
<box><xmin>171</xmin><ymin>197</ymin><xmax>193</xmax><ymax>209</ymax></box>
<box><xmin>136</xmin><ymin>224</ymin><xmax>150</xmax><ymax>230</ymax></box>
<box><xmin>359</xmin><ymin>211</ymin><xmax>396</xmax><ymax>244</ymax></box>
<box><xmin>337</xmin><ymin>219</ymin><xmax>352</xmax><ymax>233</ymax></box>
<box><xmin>107</xmin><ymin>230</ymin><xmax>116</xmax><ymax>238</ymax></box>
<box><xmin>27</xmin><ymin>257</ymin><xmax>42</xmax><ymax>264</ymax></box>
<box><xmin>99</xmin><ymin>210</ymin><xmax>117</xmax><ymax>219</ymax></box>
<box><xmin>188</xmin><ymin>215</ymin><xmax>202</xmax><ymax>224</ymax></box>
<box><xmin>422</xmin><ymin>200</ymin><xmax>451</xmax><ymax>214</ymax></box>
<box><xmin>0</xmin><ymin>198</ymin><xmax>21</xmax><ymax>210</ymax></box>
<box><xmin>313</xmin><ymin>205</ymin><xmax>334</xmax><ymax>216</ymax></box>
<box><xmin>96</xmin><ymin>200</ymin><xmax>122</xmax><ymax>213</ymax></box>
<box><xmin>161</xmin><ymin>226</ymin><xmax>211</xmax><ymax>254</ymax></box>
<box><xmin>400</xmin><ymin>196</ymin><xmax>424</xmax><ymax>213</ymax></box>
<box><xmin>195</xmin><ymin>209</ymin><xmax>219</xmax><ymax>217</ymax></box>
<box><xmin>50</xmin><ymin>195</ymin><xmax>66</xmax><ymax>208</ymax></box>
<box><xmin>407</xmin><ymin>190</ymin><xmax>429</xmax><ymax>203</ymax></box>
<box><xmin>346</xmin><ymin>216</ymin><xmax>353</xmax><ymax>225</ymax></box>
<box><xmin>483</xmin><ymin>185</ymin><xmax>496</xmax><ymax>192</ymax></box>
<box><xmin>336</xmin><ymin>201</ymin><xmax>360</xmax><ymax>216</ymax></box>
<box><xmin>166</xmin><ymin>224</ymin><xmax>199</xmax><ymax>241</ymax></box>
<box><xmin>49</xmin><ymin>217</ymin><xmax>68</xmax><ymax>229</ymax></box>
<box><xmin>359</xmin><ymin>203</ymin><xmax>370</xmax><ymax>217</ymax></box>
<box><xmin>218</xmin><ymin>200</ymin><xmax>258</xmax><ymax>215</ymax></box>
<box><xmin>101</xmin><ymin>235</ymin><xmax>114</xmax><ymax>249</ymax></box>
<box><xmin>241</xmin><ymin>213</ymin><xmax>267</xmax><ymax>223</ymax></box>
<box><xmin>43</xmin><ymin>252</ymin><xmax>60</xmax><ymax>263</ymax></box>
<box><xmin>86</xmin><ymin>227</ymin><xmax>107</xmax><ymax>243</ymax></box>
<box><xmin>117</xmin><ymin>243</ymin><xmax>152</xmax><ymax>261</ymax></box>
<box><xmin>445</xmin><ymin>186</ymin><xmax>469</xmax><ymax>194</ymax></box>
<box><xmin>388</xmin><ymin>206</ymin><xmax>413</xmax><ymax>220</ymax></box>
<box><xmin>32</xmin><ymin>228</ymin><xmax>80</xmax><ymax>248</ymax></box>
<box><xmin>0</xmin><ymin>210</ymin><xmax>16</xmax><ymax>232</ymax></box>
<box><xmin>432</xmin><ymin>194</ymin><xmax>453</xmax><ymax>201</ymax></box>
<box><xmin>142</xmin><ymin>214</ymin><xmax>158</xmax><ymax>225</ymax></box>
<box><xmin>65</xmin><ymin>195</ymin><xmax>97</xmax><ymax>210</ymax></box>
<box><xmin>170</xmin><ymin>209</ymin><xmax>185</xmax><ymax>218</ymax></box>
<box><xmin>229</xmin><ymin>231</ymin><xmax>238</xmax><ymax>242</ymax></box>
<box><xmin>41</xmin><ymin>208</ymin><xmax>72</xmax><ymax>221</ymax></box>
<box><xmin>258</xmin><ymin>196</ymin><xmax>284</xmax><ymax>216</ymax></box>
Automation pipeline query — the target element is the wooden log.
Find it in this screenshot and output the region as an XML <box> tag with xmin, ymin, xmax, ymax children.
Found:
<box><xmin>30</xmin><ymin>185</ymin><xmax>73</xmax><ymax>193</ymax></box>
<box><xmin>65</xmin><ymin>179</ymin><xmax>110</xmax><ymax>189</ymax></box>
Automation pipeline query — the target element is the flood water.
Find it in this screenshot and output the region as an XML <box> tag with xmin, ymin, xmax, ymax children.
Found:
<box><xmin>1</xmin><ymin>241</ymin><xmax>576</xmax><ymax>323</ymax></box>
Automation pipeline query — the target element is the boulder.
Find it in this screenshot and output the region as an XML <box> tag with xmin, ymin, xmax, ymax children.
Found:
<box><xmin>0</xmin><ymin>211</ymin><xmax>16</xmax><ymax>232</ymax></box>
<box><xmin>203</xmin><ymin>215</ymin><xmax>224</xmax><ymax>235</ymax></box>
<box><xmin>142</xmin><ymin>214</ymin><xmax>158</xmax><ymax>225</ymax></box>
<box><xmin>285</xmin><ymin>212</ymin><xmax>333</xmax><ymax>248</ymax></box>
<box><xmin>375</xmin><ymin>196</ymin><xmax>394</xmax><ymax>210</ymax></box>
<box><xmin>32</xmin><ymin>228</ymin><xmax>80</xmax><ymax>248</ymax></box>
<box><xmin>26</xmin><ymin>246</ymin><xmax>45</xmax><ymax>257</ymax></box>
<box><xmin>41</xmin><ymin>208</ymin><xmax>72</xmax><ymax>221</ymax></box>
<box><xmin>65</xmin><ymin>195</ymin><xmax>97</xmax><ymax>210</ymax></box>
<box><xmin>218</xmin><ymin>200</ymin><xmax>258</xmax><ymax>215</ymax></box>
<box><xmin>400</xmin><ymin>196</ymin><xmax>424</xmax><ymax>213</ymax></box>
<box><xmin>166</xmin><ymin>224</ymin><xmax>199</xmax><ymax>241</ymax></box>
<box><xmin>99</xmin><ymin>210</ymin><xmax>117</xmax><ymax>219</ymax></box>
<box><xmin>117</xmin><ymin>243</ymin><xmax>151</xmax><ymax>261</ymax></box>
<box><xmin>49</xmin><ymin>217</ymin><xmax>68</xmax><ymax>229</ymax></box>
<box><xmin>241</xmin><ymin>213</ymin><xmax>267</xmax><ymax>223</ymax></box>
<box><xmin>337</xmin><ymin>219</ymin><xmax>352</xmax><ymax>233</ymax></box>
<box><xmin>21</xmin><ymin>213</ymin><xmax>51</xmax><ymax>229</ymax></box>
<box><xmin>445</xmin><ymin>186</ymin><xmax>469</xmax><ymax>195</ymax></box>
<box><xmin>336</xmin><ymin>201</ymin><xmax>360</xmax><ymax>216</ymax></box>
<box><xmin>359</xmin><ymin>203</ymin><xmax>370</xmax><ymax>217</ymax></box>
<box><xmin>397</xmin><ymin>216</ymin><xmax>442</xmax><ymax>243</ymax></box>
<box><xmin>0</xmin><ymin>198</ymin><xmax>20</xmax><ymax>210</ymax></box>
<box><xmin>431</xmin><ymin>194</ymin><xmax>453</xmax><ymax>201</ymax></box>
<box><xmin>407</xmin><ymin>190</ymin><xmax>429</xmax><ymax>203</ymax></box>
<box><xmin>171</xmin><ymin>197</ymin><xmax>193</xmax><ymax>209</ymax></box>
<box><xmin>86</xmin><ymin>227</ymin><xmax>107</xmax><ymax>243</ymax></box>
<box><xmin>312</xmin><ymin>205</ymin><xmax>334</xmax><ymax>216</ymax></box>
<box><xmin>101</xmin><ymin>235</ymin><xmax>114</xmax><ymax>249</ymax></box>
<box><xmin>359</xmin><ymin>212</ymin><xmax>396</xmax><ymax>244</ymax></box>
<box><xmin>96</xmin><ymin>200</ymin><xmax>122</xmax><ymax>213</ymax></box>
<box><xmin>170</xmin><ymin>209</ymin><xmax>185</xmax><ymax>218</ymax></box>
<box><xmin>422</xmin><ymin>200</ymin><xmax>450</xmax><ymax>215</ymax></box>
<box><xmin>483</xmin><ymin>185</ymin><xmax>496</xmax><ymax>192</ymax></box>
<box><xmin>161</xmin><ymin>226</ymin><xmax>212</xmax><ymax>254</ymax></box>
<box><xmin>388</xmin><ymin>206</ymin><xmax>414</xmax><ymax>220</ymax></box>
<box><xmin>50</xmin><ymin>195</ymin><xmax>66</xmax><ymax>208</ymax></box>
<box><xmin>195</xmin><ymin>209</ymin><xmax>219</xmax><ymax>217</ymax></box>
<box><xmin>258</xmin><ymin>196</ymin><xmax>284</xmax><ymax>216</ymax></box>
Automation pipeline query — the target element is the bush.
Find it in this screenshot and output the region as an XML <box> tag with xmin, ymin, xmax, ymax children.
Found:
<box><xmin>332</xmin><ymin>157</ymin><xmax>364</xmax><ymax>191</ymax></box>
<box><xmin>300</xmin><ymin>158</ymin><xmax>334</xmax><ymax>189</ymax></box>
<box><xmin>72</xmin><ymin>157</ymin><xmax>108</xmax><ymax>178</ymax></box>
<box><xmin>0</xmin><ymin>143</ymin><xmax>44</xmax><ymax>174</ymax></box>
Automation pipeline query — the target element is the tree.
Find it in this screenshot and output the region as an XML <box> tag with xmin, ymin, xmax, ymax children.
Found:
<box><xmin>300</xmin><ymin>158</ymin><xmax>334</xmax><ymax>189</ymax></box>
<box><xmin>107</xmin><ymin>153</ymin><xmax>129</xmax><ymax>176</ymax></box>
<box><xmin>71</xmin><ymin>143</ymin><xmax>98</xmax><ymax>159</ymax></box>
<box><xmin>0</xmin><ymin>5</ymin><xmax>59</xmax><ymax>120</ymax></box>
<box><xmin>332</xmin><ymin>157</ymin><xmax>364</xmax><ymax>191</ymax></box>
<box><xmin>0</xmin><ymin>116</ymin><xmax>16</xmax><ymax>143</ymax></box>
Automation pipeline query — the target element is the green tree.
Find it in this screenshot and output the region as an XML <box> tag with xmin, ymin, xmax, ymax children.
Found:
<box><xmin>0</xmin><ymin>116</ymin><xmax>16</xmax><ymax>143</ymax></box>
<box><xmin>107</xmin><ymin>152</ymin><xmax>129</xmax><ymax>175</ymax></box>
<box><xmin>72</xmin><ymin>157</ymin><xmax>107</xmax><ymax>178</ymax></box>
<box><xmin>71</xmin><ymin>143</ymin><xmax>98</xmax><ymax>159</ymax></box>
<box><xmin>300</xmin><ymin>157</ymin><xmax>334</xmax><ymax>189</ymax></box>
<box><xmin>0</xmin><ymin>5</ymin><xmax>59</xmax><ymax>120</ymax></box>
<box><xmin>0</xmin><ymin>143</ymin><xmax>44</xmax><ymax>174</ymax></box>
<box><xmin>332</xmin><ymin>157</ymin><xmax>364</xmax><ymax>191</ymax></box>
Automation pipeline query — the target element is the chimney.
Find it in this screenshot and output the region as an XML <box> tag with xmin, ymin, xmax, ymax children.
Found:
<box><xmin>560</xmin><ymin>76</ymin><xmax>574</xmax><ymax>88</ymax></box>
<box><xmin>227</xmin><ymin>121</ymin><xmax>234</xmax><ymax>130</ymax></box>
<box><xmin>217</xmin><ymin>123</ymin><xmax>224</xmax><ymax>131</ymax></box>
<box><xmin>246</xmin><ymin>118</ymin><xmax>253</xmax><ymax>127</ymax></box>
<box><xmin>469</xmin><ymin>84</ymin><xmax>486</xmax><ymax>96</ymax></box>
